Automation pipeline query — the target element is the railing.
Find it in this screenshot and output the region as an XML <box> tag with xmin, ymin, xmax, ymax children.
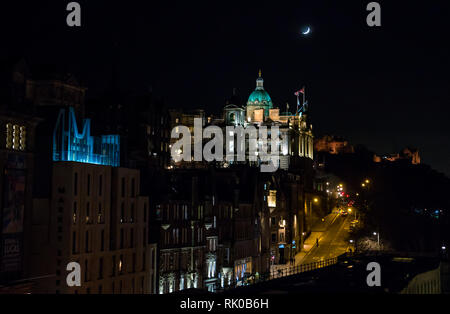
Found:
<box><xmin>268</xmin><ymin>257</ymin><xmax>338</xmax><ymax>280</ymax></box>
<box><xmin>221</xmin><ymin>256</ymin><xmax>338</xmax><ymax>291</ymax></box>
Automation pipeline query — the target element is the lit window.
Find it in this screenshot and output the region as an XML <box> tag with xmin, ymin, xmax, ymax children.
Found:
<box><xmin>19</xmin><ymin>126</ymin><xmax>26</xmax><ymax>150</ymax></box>
<box><xmin>6</xmin><ymin>123</ymin><xmax>12</xmax><ymax>149</ymax></box>
<box><xmin>268</xmin><ymin>190</ymin><xmax>277</xmax><ymax>207</ymax></box>
<box><xmin>5</xmin><ymin>124</ymin><xmax>25</xmax><ymax>151</ymax></box>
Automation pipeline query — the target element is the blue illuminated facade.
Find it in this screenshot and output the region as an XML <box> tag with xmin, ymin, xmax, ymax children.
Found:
<box><xmin>53</xmin><ymin>107</ymin><xmax>120</xmax><ymax>167</ymax></box>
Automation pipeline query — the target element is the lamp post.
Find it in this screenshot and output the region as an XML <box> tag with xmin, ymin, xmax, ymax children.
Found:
<box><xmin>373</xmin><ymin>232</ymin><xmax>380</xmax><ymax>250</ymax></box>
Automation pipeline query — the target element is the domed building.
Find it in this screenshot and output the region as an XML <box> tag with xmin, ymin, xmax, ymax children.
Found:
<box><xmin>246</xmin><ymin>70</ymin><xmax>273</xmax><ymax>122</ymax></box>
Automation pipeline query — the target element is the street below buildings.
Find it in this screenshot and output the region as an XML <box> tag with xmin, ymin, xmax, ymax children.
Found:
<box><xmin>271</xmin><ymin>209</ymin><xmax>352</xmax><ymax>274</ymax></box>
<box><xmin>298</xmin><ymin>209</ymin><xmax>352</xmax><ymax>265</ymax></box>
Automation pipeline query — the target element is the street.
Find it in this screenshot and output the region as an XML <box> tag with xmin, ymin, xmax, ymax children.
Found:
<box><xmin>271</xmin><ymin>209</ymin><xmax>352</xmax><ymax>274</ymax></box>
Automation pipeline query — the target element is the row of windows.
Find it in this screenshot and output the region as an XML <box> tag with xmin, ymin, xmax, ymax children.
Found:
<box><xmin>161</xmin><ymin>227</ymin><xmax>204</xmax><ymax>246</ymax></box>
<box><xmin>157</xmin><ymin>204</ymin><xmax>204</xmax><ymax>221</ymax></box>
<box><xmin>5</xmin><ymin>123</ymin><xmax>26</xmax><ymax>151</ymax></box>
<box><xmin>72</xmin><ymin>201</ymin><xmax>147</xmax><ymax>225</ymax></box>
<box><xmin>71</xmin><ymin>227</ymin><xmax>147</xmax><ymax>254</ymax></box>
<box><xmin>72</xmin><ymin>201</ymin><xmax>105</xmax><ymax>225</ymax></box>
<box><xmin>73</xmin><ymin>174</ymin><xmax>137</xmax><ymax>199</ymax></box>
<box><xmin>68</xmin><ymin>275</ymin><xmax>148</xmax><ymax>294</ymax></box>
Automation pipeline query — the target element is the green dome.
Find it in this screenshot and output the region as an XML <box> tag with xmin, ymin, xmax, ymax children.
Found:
<box><xmin>248</xmin><ymin>89</ymin><xmax>272</xmax><ymax>106</ymax></box>
<box><xmin>247</xmin><ymin>71</ymin><xmax>273</xmax><ymax>110</ymax></box>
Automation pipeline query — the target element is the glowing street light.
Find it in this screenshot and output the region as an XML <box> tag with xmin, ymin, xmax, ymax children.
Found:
<box><xmin>313</xmin><ymin>198</ymin><xmax>319</xmax><ymax>203</ymax></box>
<box><xmin>373</xmin><ymin>232</ymin><xmax>380</xmax><ymax>249</ymax></box>
<box><xmin>361</xmin><ymin>183</ymin><xmax>366</xmax><ymax>187</ymax></box>
<box><xmin>365</xmin><ymin>179</ymin><xmax>370</xmax><ymax>184</ymax></box>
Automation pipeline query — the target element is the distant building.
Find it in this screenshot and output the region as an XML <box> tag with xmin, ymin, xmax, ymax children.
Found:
<box><xmin>314</xmin><ymin>135</ymin><xmax>355</xmax><ymax>155</ymax></box>
<box><xmin>373</xmin><ymin>147</ymin><xmax>421</xmax><ymax>165</ymax></box>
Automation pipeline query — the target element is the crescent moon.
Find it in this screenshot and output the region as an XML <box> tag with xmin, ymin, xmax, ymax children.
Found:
<box><xmin>302</xmin><ymin>27</ymin><xmax>310</xmax><ymax>35</ymax></box>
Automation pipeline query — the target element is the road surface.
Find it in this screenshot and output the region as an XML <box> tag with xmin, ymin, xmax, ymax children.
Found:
<box><xmin>298</xmin><ymin>210</ymin><xmax>352</xmax><ymax>265</ymax></box>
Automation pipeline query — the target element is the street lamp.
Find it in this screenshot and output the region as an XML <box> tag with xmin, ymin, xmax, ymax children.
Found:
<box><xmin>373</xmin><ymin>232</ymin><xmax>380</xmax><ymax>250</ymax></box>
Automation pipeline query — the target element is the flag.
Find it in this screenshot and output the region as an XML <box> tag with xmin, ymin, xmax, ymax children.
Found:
<box><xmin>294</xmin><ymin>87</ymin><xmax>305</xmax><ymax>96</ymax></box>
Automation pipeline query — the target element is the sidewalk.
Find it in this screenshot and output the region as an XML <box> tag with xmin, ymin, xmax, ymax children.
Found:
<box><xmin>270</xmin><ymin>210</ymin><xmax>339</xmax><ymax>273</ymax></box>
<box><xmin>296</xmin><ymin>210</ymin><xmax>339</xmax><ymax>265</ymax></box>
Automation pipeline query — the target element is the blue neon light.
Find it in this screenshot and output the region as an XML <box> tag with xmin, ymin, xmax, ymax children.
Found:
<box><xmin>53</xmin><ymin>107</ymin><xmax>120</xmax><ymax>167</ymax></box>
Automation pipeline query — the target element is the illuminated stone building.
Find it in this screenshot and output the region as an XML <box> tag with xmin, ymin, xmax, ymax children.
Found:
<box><xmin>221</xmin><ymin>71</ymin><xmax>314</xmax><ymax>171</ymax></box>
<box><xmin>166</xmin><ymin>71</ymin><xmax>320</xmax><ymax>270</ymax></box>
<box><xmin>151</xmin><ymin>167</ymin><xmax>272</xmax><ymax>292</ymax></box>
<box><xmin>314</xmin><ymin>135</ymin><xmax>355</xmax><ymax>155</ymax></box>
<box><xmin>152</xmin><ymin>171</ymin><xmax>207</xmax><ymax>293</ymax></box>
<box><xmin>373</xmin><ymin>147</ymin><xmax>421</xmax><ymax>165</ymax></box>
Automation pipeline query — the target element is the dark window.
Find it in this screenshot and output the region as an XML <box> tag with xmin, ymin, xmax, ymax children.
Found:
<box><xmin>111</xmin><ymin>256</ymin><xmax>116</xmax><ymax>276</ymax></box>
<box><xmin>84</xmin><ymin>260</ymin><xmax>88</xmax><ymax>282</ymax></box>
<box><xmin>132</xmin><ymin>253</ymin><xmax>136</xmax><ymax>273</ymax></box>
<box><xmin>85</xmin><ymin>231</ymin><xmax>89</xmax><ymax>253</ymax></box>
<box><xmin>144</xmin><ymin>204</ymin><xmax>147</xmax><ymax>222</ymax></box>
<box><xmin>130</xmin><ymin>229</ymin><xmax>134</xmax><ymax>248</ymax></box>
<box><xmin>72</xmin><ymin>232</ymin><xmax>76</xmax><ymax>254</ymax></box>
<box><xmin>131</xmin><ymin>178</ymin><xmax>135</xmax><ymax>197</ymax></box>
<box><xmin>99</xmin><ymin>258</ymin><xmax>103</xmax><ymax>279</ymax></box>
<box><xmin>98</xmin><ymin>285</ymin><xmax>102</xmax><ymax>294</ymax></box>
<box><xmin>74</xmin><ymin>173</ymin><xmax>78</xmax><ymax>195</ymax></box>
<box><xmin>121</xmin><ymin>203</ymin><xmax>125</xmax><ymax>223</ymax></box>
<box><xmin>100</xmin><ymin>230</ymin><xmax>105</xmax><ymax>251</ymax></box>
<box><xmin>87</xmin><ymin>174</ymin><xmax>91</xmax><ymax>196</ymax></box>
<box><xmin>99</xmin><ymin>175</ymin><xmax>103</xmax><ymax>196</ymax></box>
<box><xmin>142</xmin><ymin>252</ymin><xmax>146</xmax><ymax>271</ymax></box>
<box><xmin>130</xmin><ymin>203</ymin><xmax>135</xmax><ymax>223</ymax></box>
<box><xmin>143</xmin><ymin>228</ymin><xmax>147</xmax><ymax>247</ymax></box>
<box><xmin>121</xmin><ymin>177</ymin><xmax>125</xmax><ymax>197</ymax></box>
<box><xmin>120</xmin><ymin>229</ymin><xmax>124</xmax><ymax>249</ymax></box>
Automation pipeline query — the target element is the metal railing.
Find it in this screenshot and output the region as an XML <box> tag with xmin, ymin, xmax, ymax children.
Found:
<box><xmin>221</xmin><ymin>256</ymin><xmax>338</xmax><ymax>291</ymax></box>
<box><xmin>268</xmin><ymin>257</ymin><xmax>338</xmax><ymax>280</ymax></box>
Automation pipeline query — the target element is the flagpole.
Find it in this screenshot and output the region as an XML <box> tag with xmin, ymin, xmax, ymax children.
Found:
<box><xmin>303</xmin><ymin>86</ymin><xmax>305</xmax><ymax>109</ymax></box>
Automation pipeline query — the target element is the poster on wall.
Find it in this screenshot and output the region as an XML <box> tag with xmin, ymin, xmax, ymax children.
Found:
<box><xmin>1</xmin><ymin>167</ymin><xmax>26</xmax><ymax>274</ymax></box>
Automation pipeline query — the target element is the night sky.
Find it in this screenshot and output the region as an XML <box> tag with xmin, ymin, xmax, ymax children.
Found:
<box><xmin>2</xmin><ymin>1</ymin><xmax>449</xmax><ymax>175</ymax></box>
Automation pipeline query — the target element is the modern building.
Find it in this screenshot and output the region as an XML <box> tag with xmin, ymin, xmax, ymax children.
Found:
<box><xmin>29</xmin><ymin>107</ymin><xmax>157</xmax><ymax>294</ymax></box>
